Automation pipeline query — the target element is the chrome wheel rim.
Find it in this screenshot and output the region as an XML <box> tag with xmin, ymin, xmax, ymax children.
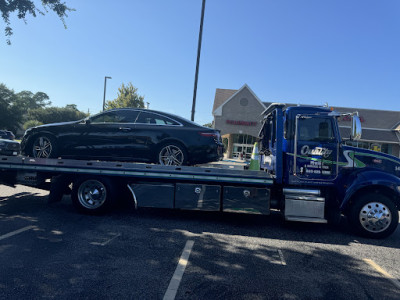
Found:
<box><xmin>77</xmin><ymin>180</ymin><xmax>107</xmax><ymax>209</ymax></box>
<box><xmin>359</xmin><ymin>202</ymin><xmax>392</xmax><ymax>233</ymax></box>
<box><xmin>159</xmin><ymin>145</ymin><xmax>184</xmax><ymax>166</ymax></box>
<box><xmin>33</xmin><ymin>136</ymin><xmax>52</xmax><ymax>158</ymax></box>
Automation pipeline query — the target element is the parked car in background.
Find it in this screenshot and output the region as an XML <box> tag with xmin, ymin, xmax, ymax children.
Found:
<box><xmin>0</xmin><ymin>130</ymin><xmax>15</xmax><ymax>140</ymax></box>
<box><xmin>0</xmin><ymin>138</ymin><xmax>20</xmax><ymax>156</ymax></box>
<box><xmin>21</xmin><ymin>108</ymin><xmax>224</xmax><ymax>166</ymax></box>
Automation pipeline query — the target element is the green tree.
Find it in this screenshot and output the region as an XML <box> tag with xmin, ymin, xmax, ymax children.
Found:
<box><xmin>23</xmin><ymin>119</ymin><xmax>43</xmax><ymax>130</ymax></box>
<box><xmin>105</xmin><ymin>82</ymin><xmax>145</xmax><ymax>110</ymax></box>
<box><xmin>203</xmin><ymin>122</ymin><xmax>213</xmax><ymax>128</ymax></box>
<box><xmin>1</xmin><ymin>0</ymin><xmax>74</xmax><ymax>44</ymax></box>
<box><xmin>27</xmin><ymin>104</ymin><xmax>88</xmax><ymax>124</ymax></box>
<box><xmin>14</xmin><ymin>90</ymin><xmax>51</xmax><ymax>111</ymax></box>
<box><xmin>0</xmin><ymin>83</ymin><xmax>24</xmax><ymax>132</ymax></box>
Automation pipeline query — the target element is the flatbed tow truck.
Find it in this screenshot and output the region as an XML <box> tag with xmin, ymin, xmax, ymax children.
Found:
<box><xmin>1</xmin><ymin>104</ymin><xmax>400</xmax><ymax>238</ymax></box>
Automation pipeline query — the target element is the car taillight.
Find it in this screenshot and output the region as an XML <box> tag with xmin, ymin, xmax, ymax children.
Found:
<box><xmin>199</xmin><ymin>132</ymin><xmax>221</xmax><ymax>142</ymax></box>
<box><xmin>199</xmin><ymin>132</ymin><xmax>215</xmax><ymax>137</ymax></box>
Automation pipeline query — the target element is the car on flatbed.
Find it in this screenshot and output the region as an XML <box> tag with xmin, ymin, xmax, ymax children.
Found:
<box><xmin>21</xmin><ymin>108</ymin><xmax>224</xmax><ymax>166</ymax></box>
<box><xmin>0</xmin><ymin>138</ymin><xmax>20</xmax><ymax>156</ymax></box>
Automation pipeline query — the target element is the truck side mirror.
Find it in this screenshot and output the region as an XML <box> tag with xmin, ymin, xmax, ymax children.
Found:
<box><xmin>351</xmin><ymin>115</ymin><xmax>362</xmax><ymax>140</ymax></box>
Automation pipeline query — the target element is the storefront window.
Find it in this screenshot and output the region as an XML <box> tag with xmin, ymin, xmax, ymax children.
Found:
<box><xmin>231</xmin><ymin>134</ymin><xmax>257</xmax><ymax>159</ymax></box>
<box><xmin>232</xmin><ymin>134</ymin><xmax>257</xmax><ymax>145</ymax></box>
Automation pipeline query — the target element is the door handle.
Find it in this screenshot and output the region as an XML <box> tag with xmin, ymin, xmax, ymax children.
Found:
<box><xmin>119</xmin><ymin>127</ymin><xmax>132</xmax><ymax>131</ymax></box>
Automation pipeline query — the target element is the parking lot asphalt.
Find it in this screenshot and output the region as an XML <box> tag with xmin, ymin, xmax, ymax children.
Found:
<box><xmin>1</xmin><ymin>184</ymin><xmax>400</xmax><ymax>299</ymax></box>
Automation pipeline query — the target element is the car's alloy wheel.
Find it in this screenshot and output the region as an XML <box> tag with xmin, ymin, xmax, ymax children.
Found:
<box><xmin>159</xmin><ymin>144</ymin><xmax>185</xmax><ymax>166</ymax></box>
<box><xmin>33</xmin><ymin>136</ymin><xmax>54</xmax><ymax>158</ymax></box>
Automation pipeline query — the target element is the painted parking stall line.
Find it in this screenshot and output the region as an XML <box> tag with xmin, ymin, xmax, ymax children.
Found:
<box><xmin>0</xmin><ymin>225</ymin><xmax>36</xmax><ymax>241</ymax></box>
<box><xmin>90</xmin><ymin>233</ymin><xmax>121</xmax><ymax>246</ymax></box>
<box><xmin>163</xmin><ymin>240</ymin><xmax>195</xmax><ymax>300</ymax></box>
<box><xmin>364</xmin><ymin>258</ymin><xmax>400</xmax><ymax>290</ymax></box>
<box><xmin>278</xmin><ymin>249</ymin><xmax>286</xmax><ymax>266</ymax></box>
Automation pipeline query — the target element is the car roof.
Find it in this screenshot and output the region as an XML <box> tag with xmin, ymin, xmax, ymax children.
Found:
<box><xmin>97</xmin><ymin>108</ymin><xmax>204</xmax><ymax>128</ymax></box>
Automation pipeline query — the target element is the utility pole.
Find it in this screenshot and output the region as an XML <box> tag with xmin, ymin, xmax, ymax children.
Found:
<box><xmin>102</xmin><ymin>76</ymin><xmax>112</xmax><ymax>111</ymax></box>
<box><xmin>191</xmin><ymin>0</ymin><xmax>206</xmax><ymax>121</ymax></box>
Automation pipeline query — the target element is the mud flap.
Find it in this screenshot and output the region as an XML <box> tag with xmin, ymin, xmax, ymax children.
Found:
<box><xmin>48</xmin><ymin>175</ymin><xmax>72</xmax><ymax>203</ymax></box>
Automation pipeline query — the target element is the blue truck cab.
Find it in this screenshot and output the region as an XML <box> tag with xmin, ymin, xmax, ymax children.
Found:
<box><xmin>259</xmin><ymin>103</ymin><xmax>400</xmax><ymax>238</ymax></box>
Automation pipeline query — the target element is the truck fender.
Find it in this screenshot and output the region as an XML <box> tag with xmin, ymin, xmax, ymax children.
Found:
<box><xmin>341</xmin><ymin>170</ymin><xmax>400</xmax><ymax>212</ymax></box>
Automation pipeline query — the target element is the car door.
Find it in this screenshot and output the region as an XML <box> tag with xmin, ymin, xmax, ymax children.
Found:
<box><xmin>77</xmin><ymin>110</ymin><xmax>139</xmax><ymax>159</ymax></box>
<box><xmin>294</xmin><ymin>115</ymin><xmax>339</xmax><ymax>181</ymax></box>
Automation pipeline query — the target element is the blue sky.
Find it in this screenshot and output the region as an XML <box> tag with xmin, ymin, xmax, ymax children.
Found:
<box><xmin>1</xmin><ymin>0</ymin><xmax>399</xmax><ymax>125</ymax></box>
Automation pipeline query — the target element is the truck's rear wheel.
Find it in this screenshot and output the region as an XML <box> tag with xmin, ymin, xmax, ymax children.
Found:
<box><xmin>71</xmin><ymin>177</ymin><xmax>116</xmax><ymax>214</ymax></box>
<box><xmin>349</xmin><ymin>193</ymin><xmax>398</xmax><ymax>239</ymax></box>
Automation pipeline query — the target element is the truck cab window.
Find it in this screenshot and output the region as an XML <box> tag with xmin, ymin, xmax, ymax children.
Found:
<box><xmin>259</xmin><ymin>116</ymin><xmax>272</xmax><ymax>152</ymax></box>
<box><xmin>298</xmin><ymin>117</ymin><xmax>335</xmax><ymax>142</ymax></box>
<box><xmin>271</xmin><ymin>112</ymin><xmax>277</xmax><ymax>147</ymax></box>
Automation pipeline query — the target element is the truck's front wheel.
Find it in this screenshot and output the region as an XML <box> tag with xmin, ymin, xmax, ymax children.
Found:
<box><xmin>349</xmin><ymin>193</ymin><xmax>398</xmax><ymax>239</ymax></box>
<box><xmin>71</xmin><ymin>177</ymin><xmax>116</xmax><ymax>214</ymax></box>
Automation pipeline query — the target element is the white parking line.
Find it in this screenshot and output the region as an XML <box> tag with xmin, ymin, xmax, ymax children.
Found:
<box><xmin>163</xmin><ymin>240</ymin><xmax>195</xmax><ymax>300</ymax></box>
<box><xmin>90</xmin><ymin>233</ymin><xmax>121</xmax><ymax>246</ymax></box>
<box><xmin>278</xmin><ymin>249</ymin><xmax>286</xmax><ymax>266</ymax></box>
<box><xmin>0</xmin><ymin>225</ymin><xmax>36</xmax><ymax>241</ymax></box>
<box><xmin>364</xmin><ymin>258</ymin><xmax>400</xmax><ymax>290</ymax></box>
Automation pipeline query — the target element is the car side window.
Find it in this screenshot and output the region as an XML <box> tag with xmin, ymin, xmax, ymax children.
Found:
<box><xmin>90</xmin><ymin>110</ymin><xmax>139</xmax><ymax>123</ymax></box>
<box><xmin>135</xmin><ymin>112</ymin><xmax>179</xmax><ymax>125</ymax></box>
<box><xmin>114</xmin><ymin>110</ymin><xmax>140</xmax><ymax>123</ymax></box>
<box><xmin>91</xmin><ymin>111</ymin><xmax>118</xmax><ymax>123</ymax></box>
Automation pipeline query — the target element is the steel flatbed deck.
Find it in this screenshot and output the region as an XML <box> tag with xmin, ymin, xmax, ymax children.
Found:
<box><xmin>0</xmin><ymin>155</ymin><xmax>274</xmax><ymax>186</ymax></box>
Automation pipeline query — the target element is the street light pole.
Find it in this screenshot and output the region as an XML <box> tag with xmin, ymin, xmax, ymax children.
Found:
<box><xmin>191</xmin><ymin>0</ymin><xmax>206</xmax><ymax>121</ymax></box>
<box><xmin>103</xmin><ymin>76</ymin><xmax>112</xmax><ymax>111</ymax></box>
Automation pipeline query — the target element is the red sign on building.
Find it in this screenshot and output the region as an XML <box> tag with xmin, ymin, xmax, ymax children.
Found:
<box><xmin>341</xmin><ymin>115</ymin><xmax>365</xmax><ymax>122</ymax></box>
<box><xmin>226</xmin><ymin>120</ymin><xmax>258</xmax><ymax>126</ymax></box>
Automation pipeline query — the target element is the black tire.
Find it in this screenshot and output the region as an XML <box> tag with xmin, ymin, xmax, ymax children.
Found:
<box><xmin>349</xmin><ymin>193</ymin><xmax>399</xmax><ymax>239</ymax></box>
<box><xmin>71</xmin><ymin>176</ymin><xmax>116</xmax><ymax>214</ymax></box>
<box><xmin>32</xmin><ymin>134</ymin><xmax>58</xmax><ymax>158</ymax></box>
<box><xmin>157</xmin><ymin>142</ymin><xmax>187</xmax><ymax>166</ymax></box>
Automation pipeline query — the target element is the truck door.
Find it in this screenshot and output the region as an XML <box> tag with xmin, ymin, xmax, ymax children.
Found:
<box><xmin>294</xmin><ymin>115</ymin><xmax>339</xmax><ymax>181</ymax></box>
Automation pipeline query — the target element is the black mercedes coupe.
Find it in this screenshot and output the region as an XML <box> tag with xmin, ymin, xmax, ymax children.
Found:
<box><xmin>21</xmin><ymin>108</ymin><xmax>224</xmax><ymax>166</ymax></box>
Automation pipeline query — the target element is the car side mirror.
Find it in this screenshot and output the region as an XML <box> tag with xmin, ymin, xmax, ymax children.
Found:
<box><xmin>85</xmin><ymin>119</ymin><xmax>91</xmax><ymax>125</ymax></box>
<box><xmin>351</xmin><ymin>115</ymin><xmax>362</xmax><ymax>140</ymax></box>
